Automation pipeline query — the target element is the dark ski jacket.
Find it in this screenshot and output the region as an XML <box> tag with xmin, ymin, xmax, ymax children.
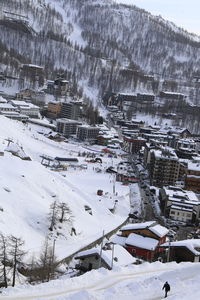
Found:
<box><xmin>163</xmin><ymin>282</ymin><xmax>170</xmax><ymax>292</ymax></box>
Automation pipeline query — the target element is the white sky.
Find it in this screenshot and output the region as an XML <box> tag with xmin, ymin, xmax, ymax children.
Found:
<box><xmin>114</xmin><ymin>0</ymin><xmax>200</xmax><ymax>36</ymax></box>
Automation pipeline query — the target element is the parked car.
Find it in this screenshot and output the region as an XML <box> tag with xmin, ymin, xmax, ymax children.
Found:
<box><xmin>167</xmin><ymin>229</ymin><xmax>176</xmax><ymax>238</ymax></box>
<box><xmin>177</xmin><ymin>221</ymin><xmax>185</xmax><ymax>226</ymax></box>
<box><xmin>170</xmin><ymin>225</ymin><xmax>179</xmax><ymax>231</ymax></box>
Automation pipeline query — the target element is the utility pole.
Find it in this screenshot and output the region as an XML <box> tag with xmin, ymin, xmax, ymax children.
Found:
<box><xmin>99</xmin><ymin>230</ymin><xmax>105</xmax><ymax>268</ymax></box>
<box><xmin>111</xmin><ymin>243</ymin><xmax>115</xmax><ymax>269</ymax></box>
<box><xmin>167</xmin><ymin>239</ymin><xmax>171</xmax><ymax>262</ymax></box>
<box><xmin>113</xmin><ymin>174</ymin><xmax>116</xmax><ymax>196</ymax></box>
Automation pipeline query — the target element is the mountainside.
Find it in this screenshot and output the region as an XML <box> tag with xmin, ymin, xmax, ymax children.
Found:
<box><xmin>0</xmin><ymin>115</ymin><xmax>130</xmax><ymax>262</ymax></box>
<box><xmin>1</xmin><ymin>0</ymin><xmax>200</xmax><ymax>101</ymax></box>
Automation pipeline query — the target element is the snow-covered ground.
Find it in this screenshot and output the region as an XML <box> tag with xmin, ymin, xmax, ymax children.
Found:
<box><xmin>1</xmin><ymin>115</ymin><xmax>200</xmax><ymax>299</ymax></box>
<box><xmin>0</xmin><ymin>116</ymin><xmax>130</xmax><ymax>262</ymax></box>
<box><xmin>1</xmin><ymin>261</ymin><xmax>200</xmax><ymax>299</ymax></box>
<box><xmin>135</xmin><ymin>113</ymin><xmax>173</xmax><ymax>127</ymax></box>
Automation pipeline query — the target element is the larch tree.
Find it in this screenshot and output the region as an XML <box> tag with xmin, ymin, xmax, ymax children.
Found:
<box><xmin>8</xmin><ymin>236</ymin><xmax>26</xmax><ymax>287</ymax></box>
<box><xmin>0</xmin><ymin>233</ymin><xmax>8</xmax><ymax>288</ymax></box>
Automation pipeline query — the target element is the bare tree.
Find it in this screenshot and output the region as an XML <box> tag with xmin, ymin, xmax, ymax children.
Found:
<box><xmin>48</xmin><ymin>201</ymin><xmax>58</xmax><ymax>231</ymax></box>
<box><xmin>28</xmin><ymin>255</ymin><xmax>37</xmax><ymax>284</ymax></box>
<box><xmin>38</xmin><ymin>237</ymin><xmax>49</xmax><ymax>282</ymax></box>
<box><xmin>0</xmin><ymin>234</ymin><xmax>8</xmax><ymax>288</ymax></box>
<box><xmin>58</xmin><ymin>202</ymin><xmax>72</xmax><ymax>223</ymax></box>
<box><xmin>38</xmin><ymin>237</ymin><xmax>57</xmax><ymax>282</ymax></box>
<box><xmin>8</xmin><ymin>236</ymin><xmax>26</xmax><ymax>287</ymax></box>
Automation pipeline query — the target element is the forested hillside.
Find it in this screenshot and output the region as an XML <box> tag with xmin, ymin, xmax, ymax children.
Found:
<box><xmin>0</xmin><ymin>0</ymin><xmax>200</xmax><ymax>101</ymax></box>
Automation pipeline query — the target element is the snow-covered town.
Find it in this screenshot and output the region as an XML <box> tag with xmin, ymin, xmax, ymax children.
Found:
<box><xmin>1</xmin><ymin>0</ymin><xmax>200</xmax><ymax>299</ymax></box>
<box><xmin>0</xmin><ymin>77</ymin><xmax>200</xmax><ymax>298</ymax></box>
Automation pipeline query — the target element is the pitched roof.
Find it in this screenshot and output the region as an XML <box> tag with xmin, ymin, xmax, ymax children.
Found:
<box><xmin>161</xmin><ymin>239</ymin><xmax>200</xmax><ymax>256</ymax></box>
<box><xmin>149</xmin><ymin>224</ymin><xmax>169</xmax><ymax>238</ymax></box>
<box><xmin>126</xmin><ymin>233</ymin><xmax>158</xmax><ymax>251</ymax></box>
<box><xmin>75</xmin><ymin>245</ymin><xmax>135</xmax><ymax>268</ymax></box>
<box><xmin>120</xmin><ymin>221</ymin><xmax>168</xmax><ymax>238</ymax></box>
<box><xmin>120</xmin><ymin>221</ymin><xmax>156</xmax><ymax>231</ymax></box>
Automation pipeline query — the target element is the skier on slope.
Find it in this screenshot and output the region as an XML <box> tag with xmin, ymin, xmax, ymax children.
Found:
<box><xmin>162</xmin><ymin>281</ymin><xmax>170</xmax><ymax>298</ymax></box>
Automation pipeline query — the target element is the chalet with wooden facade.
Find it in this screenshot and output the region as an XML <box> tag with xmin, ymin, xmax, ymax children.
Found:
<box><xmin>125</xmin><ymin>233</ymin><xmax>159</xmax><ymax>261</ymax></box>
<box><xmin>114</xmin><ymin>221</ymin><xmax>168</xmax><ymax>261</ymax></box>
<box><xmin>160</xmin><ymin>239</ymin><xmax>200</xmax><ymax>263</ymax></box>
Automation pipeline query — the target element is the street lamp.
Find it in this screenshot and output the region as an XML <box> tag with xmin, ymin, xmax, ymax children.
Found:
<box><xmin>111</xmin><ymin>243</ymin><xmax>115</xmax><ymax>269</ymax></box>
<box><xmin>113</xmin><ymin>173</ymin><xmax>116</xmax><ymax>195</ymax></box>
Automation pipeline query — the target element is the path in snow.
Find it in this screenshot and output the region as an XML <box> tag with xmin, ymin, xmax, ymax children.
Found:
<box><xmin>0</xmin><ymin>265</ymin><xmax>184</xmax><ymax>300</ymax></box>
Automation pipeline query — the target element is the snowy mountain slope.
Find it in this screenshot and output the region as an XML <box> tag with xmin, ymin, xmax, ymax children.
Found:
<box><xmin>1</xmin><ymin>0</ymin><xmax>200</xmax><ymax>101</ymax></box>
<box><xmin>1</xmin><ymin>261</ymin><xmax>200</xmax><ymax>299</ymax></box>
<box><xmin>0</xmin><ymin>116</ymin><xmax>130</xmax><ymax>261</ymax></box>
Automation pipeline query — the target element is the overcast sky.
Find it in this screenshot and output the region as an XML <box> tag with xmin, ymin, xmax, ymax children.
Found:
<box><xmin>114</xmin><ymin>0</ymin><xmax>200</xmax><ymax>35</ymax></box>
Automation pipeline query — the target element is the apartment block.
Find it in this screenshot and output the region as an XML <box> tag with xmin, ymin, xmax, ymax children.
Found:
<box><xmin>56</xmin><ymin>118</ymin><xmax>82</xmax><ymax>137</ymax></box>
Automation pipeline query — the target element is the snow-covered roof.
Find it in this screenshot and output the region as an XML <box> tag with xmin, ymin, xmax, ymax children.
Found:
<box><xmin>1</xmin><ymin>111</ymin><xmax>23</xmax><ymax>117</ymax></box>
<box><xmin>110</xmin><ymin>235</ymin><xmax>126</xmax><ymax>247</ymax></box>
<box><xmin>57</xmin><ymin>118</ymin><xmax>81</xmax><ymax>124</ymax></box>
<box><xmin>78</xmin><ymin>125</ymin><xmax>100</xmax><ymax>130</ymax></box>
<box><xmin>23</xmin><ymin>64</ymin><xmax>43</xmax><ymax>69</ymax></box>
<box><xmin>0</xmin><ymin>96</ymin><xmax>7</xmax><ymax>103</ymax></box>
<box><xmin>163</xmin><ymin>186</ymin><xmax>199</xmax><ymax>202</ymax></box>
<box><xmin>171</xmin><ymin>205</ymin><xmax>193</xmax><ymax>212</ymax></box>
<box><xmin>120</xmin><ymin>221</ymin><xmax>168</xmax><ymax>238</ymax></box>
<box><xmin>126</xmin><ymin>233</ymin><xmax>158</xmax><ymax>251</ymax></box>
<box><xmin>10</xmin><ymin>101</ymin><xmax>39</xmax><ymax>110</ymax></box>
<box><xmin>75</xmin><ymin>244</ymin><xmax>135</xmax><ymax>267</ymax></box>
<box><xmin>161</xmin><ymin>91</ymin><xmax>185</xmax><ymax>96</ymax></box>
<box><xmin>118</xmin><ymin>92</ymin><xmax>137</xmax><ymax>96</ymax></box>
<box><xmin>152</xmin><ymin>148</ymin><xmax>177</xmax><ymax>160</ymax></box>
<box><xmin>187</xmin><ymin>174</ymin><xmax>200</xmax><ymax>179</ymax></box>
<box><xmin>11</xmin><ymin>100</ymin><xmax>30</xmax><ymax>107</ymax></box>
<box><xmin>149</xmin><ymin>224</ymin><xmax>169</xmax><ymax>238</ymax></box>
<box><xmin>177</xmin><ymin>138</ymin><xmax>195</xmax><ymax>144</ymax></box>
<box><xmin>0</xmin><ymin>103</ymin><xmax>16</xmax><ymax>109</ymax></box>
<box><xmin>137</xmin><ymin>92</ymin><xmax>155</xmax><ymax>96</ymax></box>
<box><xmin>120</xmin><ymin>221</ymin><xmax>156</xmax><ymax>231</ymax></box>
<box><xmin>162</xmin><ymin>239</ymin><xmax>200</xmax><ymax>256</ymax></box>
<box><xmin>187</xmin><ymin>162</ymin><xmax>200</xmax><ymax>172</ymax></box>
<box><xmin>169</xmin><ymin>127</ymin><xmax>189</xmax><ymax>134</ymax></box>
